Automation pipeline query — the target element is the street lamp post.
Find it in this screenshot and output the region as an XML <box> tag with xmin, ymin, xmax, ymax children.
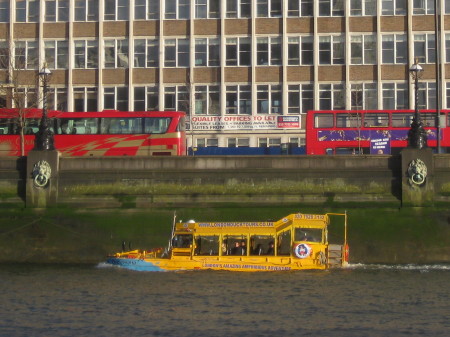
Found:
<box><xmin>34</xmin><ymin>64</ymin><xmax>55</xmax><ymax>151</ymax></box>
<box><xmin>408</xmin><ymin>61</ymin><xmax>428</xmax><ymax>149</ymax></box>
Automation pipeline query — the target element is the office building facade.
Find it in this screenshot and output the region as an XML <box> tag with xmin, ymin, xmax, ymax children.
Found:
<box><xmin>0</xmin><ymin>0</ymin><xmax>449</xmax><ymax>148</ymax></box>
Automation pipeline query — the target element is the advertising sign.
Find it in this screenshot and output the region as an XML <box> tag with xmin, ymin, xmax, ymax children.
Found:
<box><xmin>188</xmin><ymin>115</ymin><xmax>300</xmax><ymax>131</ymax></box>
<box><xmin>370</xmin><ymin>137</ymin><xmax>391</xmax><ymax>154</ymax></box>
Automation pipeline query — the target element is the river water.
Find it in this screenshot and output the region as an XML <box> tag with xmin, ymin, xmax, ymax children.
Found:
<box><xmin>1</xmin><ymin>263</ymin><xmax>449</xmax><ymax>337</ymax></box>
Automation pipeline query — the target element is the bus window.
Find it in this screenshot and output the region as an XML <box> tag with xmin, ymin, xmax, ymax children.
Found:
<box><xmin>336</xmin><ymin>113</ymin><xmax>362</xmax><ymax>128</ymax></box>
<box><xmin>24</xmin><ymin>119</ymin><xmax>41</xmax><ymax>134</ymax></box>
<box><xmin>144</xmin><ymin>117</ymin><xmax>171</xmax><ymax>134</ymax></box>
<box><xmin>58</xmin><ymin>118</ymin><xmax>99</xmax><ymax>135</ymax></box>
<box><xmin>392</xmin><ymin>113</ymin><xmax>413</xmax><ymax>127</ymax></box>
<box><xmin>0</xmin><ymin>119</ymin><xmax>10</xmax><ymax>134</ymax></box>
<box><xmin>314</xmin><ymin>113</ymin><xmax>333</xmax><ymax>128</ymax></box>
<box><xmin>295</xmin><ymin>228</ymin><xmax>322</xmax><ymax>243</ymax></box>
<box><xmin>101</xmin><ymin>118</ymin><xmax>143</xmax><ymax>134</ymax></box>
<box><xmin>277</xmin><ymin>230</ymin><xmax>291</xmax><ymax>256</ymax></box>
<box><xmin>250</xmin><ymin>235</ymin><xmax>275</xmax><ymax>256</ymax></box>
<box><xmin>421</xmin><ymin>114</ymin><xmax>436</xmax><ymax>127</ymax></box>
<box><xmin>194</xmin><ymin>235</ymin><xmax>219</xmax><ymax>256</ymax></box>
<box><xmin>172</xmin><ymin>234</ymin><xmax>192</xmax><ymax>248</ymax></box>
<box><xmin>364</xmin><ymin>113</ymin><xmax>389</xmax><ymax>127</ymax></box>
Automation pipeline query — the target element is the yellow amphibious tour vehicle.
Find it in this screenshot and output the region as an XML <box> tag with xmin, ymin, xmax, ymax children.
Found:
<box><xmin>106</xmin><ymin>212</ymin><xmax>349</xmax><ymax>272</ymax></box>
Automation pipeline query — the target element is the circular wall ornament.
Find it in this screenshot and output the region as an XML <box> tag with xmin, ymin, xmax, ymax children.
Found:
<box><xmin>32</xmin><ymin>160</ymin><xmax>52</xmax><ymax>188</ymax></box>
<box><xmin>407</xmin><ymin>158</ymin><xmax>427</xmax><ymax>186</ymax></box>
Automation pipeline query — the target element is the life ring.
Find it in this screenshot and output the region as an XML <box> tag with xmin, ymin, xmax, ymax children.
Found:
<box><xmin>294</xmin><ymin>243</ymin><xmax>312</xmax><ymax>259</ymax></box>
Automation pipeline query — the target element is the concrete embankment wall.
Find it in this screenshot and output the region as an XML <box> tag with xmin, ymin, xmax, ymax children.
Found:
<box><xmin>2</xmin><ymin>154</ymin><xmax>450</xmax><ymax>207</ymax></box>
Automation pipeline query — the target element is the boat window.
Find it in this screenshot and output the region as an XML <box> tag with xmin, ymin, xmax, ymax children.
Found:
<box><xmin>294</xmin><ymin>228</ymin><xmax>322</xmax><ymax>243</ymax></box>
<box><xmin>222</xmin><ymin>235</ymin><xmax>248</xmax><ymax>256</ymax></box>
<box><xmin>277</xmin><ymin>230</ymin><xmax>291</xmax><ymax>256</ymax></box>
<box><xmin>250</xmin><ymin>235</ymin><xmax>275</xmax><ymax>256</ymax></box>
<box><xmin>172</xmin><ymin>234</ymin><xmax>193</xmax><ymax>248</ymax></box>
<box><xmin>194</xmin><ymin>235</ymin><xmax>219</xmax><ymax>256</ymax></box>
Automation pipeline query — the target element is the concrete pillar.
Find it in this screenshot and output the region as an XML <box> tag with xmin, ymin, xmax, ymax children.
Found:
<box><xmin>26</xmin><ymin>150</ymin><xmax>60</xmax><ymax>208</ymax></box>
<box><xmin>401</xmin><ymin>148</ymin><xmax>434</xmax><ymax>206</ymax></box>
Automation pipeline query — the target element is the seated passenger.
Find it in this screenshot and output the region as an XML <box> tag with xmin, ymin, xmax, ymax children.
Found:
<box><xmin>266</xmin><ymin>242</ymin><xmax>275</xmax><ymax>255</ymax></box>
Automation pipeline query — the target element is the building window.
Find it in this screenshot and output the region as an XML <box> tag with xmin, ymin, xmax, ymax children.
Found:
<box><xmin>14</xmin><ymin>41</ymin><xmax>38</xmax><ymax>70</ymax></box>
<box><xmin>413</xmin><ymin>0</ymin><xmax>435</xmax><ymax>14</ymax></box>
<box><xmin>319</xmin><ymin>83</ymin><xmax>345</xmax><ymax>110</ymax></box>
<box><xmin>75</xmin><ymin>0</ymin><xmax>99</xmax><ymax>21</ymax></box>
<box><xmin>44</xmin><ymin>40</ymin><xmax>69</xmax><ymax>69</ymax></box>
<box><xmin>74</xmin><ymin>40</ymin><xmax>98</xmax><ymax>69</ymax></box>
<box><xmin>288</xmin><ymin>84</ymin><xmax>314</xmax><ymax>114</ymax></box>
<box><xmin>195</xmin><ymin>0</ymin><xmax>220</xmax><ymax>18</ymax></box>
<box><xmin>104</xmin><ymin>87</ymin><xmax>128</xmax><ymax>111</ymax></box>
<box><xmin>382</xmin><ymin>34</ymin><xmax>407</xmax><ymax>64</ymax></box>
<box><xmin>134</xmin><ymin>39</ymin><xmax>159</xmax><ymax>68</ymax></box>
<box><xmin>414</xmin><ymin>34</ymin><xmax>435</xmax><ymax>64</ymax></box>
<box><xmin>350</xmin><ymin>0</ymin><xmax>376</xmax><ymax>16</ymax></box>
<box><xmin>164</xmin><ymin>39</ymin><xmax>189</xmax><ymax>67</ymax></box>
<box><xmin>319</xmin><ymin>35</ymin><xmax>345</xmax><ymax>65</ymax></box>
<box><xmin>104</xmin><ymin>0</ymin><xmax>129</xmax><ymax>20</ymax></box>
<box><xmin>195</xmin><ymin>38</ymin><xmax>220</xmax><ymax>67</ymax></box>
<box><xmin>74</xmin><ymin>87</ymin><xmax>97</xmax><ymax>112</ymax></box>
<box><xmin>351</xmin><ymin>83</ymin><xmax>377</xmax><ymax>110</ymax></box>
<box><xmin>45</xmin><ymin>0</ymin><xmax>69</xmax><ymax>22</ymax></box>
<box><xmin>446</xmin><ymin>82</ymin><xmax>450</xmax><ymax>108</ymax></box>
<box><xmin>319</xmin><ymin>0</ymin><xmax>344</xmax><ymax>16</ymax></box>
<box><xmin>256</xmin><ymin>37</ymin><xmax>282</xmax><ymax>66</ymax></box>
<box><xmin>134</xmin><ymin>86</ymin><xmax>159</xmax><ymax>111</ymax></box>
<box><xmin>104</xmin><ymin>39</ymin><xmax>129</xmax><ymax>68</ymax></box>
<box><xmin>382</xmin><ymin>0</ymin><xmax>407</xmax><ymax>15</ymax></box>
<box><xmin>228</xmin><ymin>138</ymin><xmax>250</xmax><ymax>147</ymax></box>
<box><xmin>258</xmin><ymin>137</ymin><xmax>281</xmax><ymax>147</ymax></box>
<box><xmin>135</xmin><ymin>0</ymin><xmax>159</xmax><ymax>20</ymax></box>
<box><xmin>0</xmin><ymin>0</ymin><xmax>9</xmax><ymax>22</ymax></box>
<box><xmin>446</xmin><ymin>34</ymin><xmax>450</xmax><ymax>62</ymax></box>
<box><xmin>164</xmin><ymin>86</ymin><xmax>189</xmax><ymax>113</ymax></box>
<box><xmin>382</xmin><ymin>82</ymin><xmax>408</xmax><ymax>110</ymax></box>
<box><xmin>419</xmin><ymin>82</ymin><xmax>436</xmax><ymax>110</ymax></box>
<box><xmin>165</xmin><ymin>0</ymin><xmax>190</xmax><ymax>19</ymax></box>
<box><xmin>288</xmin><ymin>36</ymin><xmax>313</xmax><ymax>65</ymax></box>
<box><xmin>351</xmin><ymin>35</ymin><xmax>376</xmax><ymax>65</ymax></box>
<box><xmin>195</xmin><ymin>85</ymin><xmax>220</xmax><ymax>115</ymax></box>
<box><xmin>14</xmin><ymin>87</ymin><xmax>37</xmax><ymax>109</ymax></box>
<box><xmin>0</xmin><ymin>41</ymin><xmax>9</xmax><ymax>69</ymax></box>
<box><xmin>226</xmin><ymin>37</ymin><xmax>251</xmax><ymax>66</ymax></box>
<box><xmin>287</xmin><ymin>0</ymin><xmax>313</xmax><ymax>17</ymax></box>
<box><xmin>16</xmin><ymin>0</ymin><xmax>39</xmax><ymax>22</ymax></box>
<box><xmin>226</xmin><ymin>85</ymin><xmax>251</xmax><ymax>115</ymax></box>
<box><xmin>48</xmin><ymin>87</ymin><xmax>68</xmax><ymax>111</ymax></box>
<box><xmin>257</xmin><ymin>85</ymin><xmax>282</xmax><ymax>114</ymax></box>
<box><xmin>197</xmin><ymin>138</ymin><xmax>218</xmax><ymax>147</ymax></box>
<box><xmin>226</xmin><ymin>0</ymin><xmax>251</xmax><ymax>18</ymax></box>
<box><xmin>256</xmin><ymin>0</ymin><xmax>282</xmax><ymax>18</ymax></box>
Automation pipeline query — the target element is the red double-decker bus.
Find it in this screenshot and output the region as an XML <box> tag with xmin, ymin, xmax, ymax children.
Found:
<box><xmin>0</xmin><ymin>109</ymin><xmax>186</xmax><ymax>156</ymax></box>
<box><xmin>306</xmin><ymin>109</ymin><xmax>449</xmax><ymax>155</ymax></box>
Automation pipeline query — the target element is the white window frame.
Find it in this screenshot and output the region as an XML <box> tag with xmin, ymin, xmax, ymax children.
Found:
<box><xmin>104</xmin><ymin>87</ymin><xmax>129</xmax><ymax>111</ymax></box>
<box><xmin>135</xmin><ymin>0</ymin><xmax>159</xmax><ymax>20</ymax></box>
<box><xmin>381</xmin><ymin>34</ymin><xmax>407</xmax><ymax>64</ymax></box>
<box><xmin>350</xmin><ymin>34</ymin><xmax>376</xmax><ymax>65</ymax></box>
<box><xmin>165</xmin><ymin>0</ymin><xmax>190</xmax><ymax>19</ymax></box>
<box><xmin>164</xmin><ymin>38</ymin><xmax>190</xmax><ymax>68</ymax></box>
<box><xmin>287</xmin><ymin>0</ymin><xmax>313</xmax><ymax>17</ymax></box>
<box><xmin>318</xmin><ymin>0</ymin><xmax>344</xmax><ymax>17</ymax></box>
<box><xmin>288</xmin><ymin>83</ymin><xmax>314</xmax><ymax>114</ymax></box>
<box><xmin>74</xmin><ymin>40</ymin><xmax>98</xmax><ymax>69</ymax></box>
<box><xmin>194</xmin><ymin>85</ymin><xmax>220</xmax><ymax>115</ymax></box>
<box><xmin>195</xmin><ymin>38</ymin><xmax>220</xmax><ymax>67</ymax></box>
<box><xmin>381</xmin><ymin>0</ymin><xmax>407</xmax><ymax>16</ymax></box>
<box><xmin>350</xmin><ymin>0</ymin><xmax>376</xmax><ymax>16</ymax></box>
<box><xmin>226</xmin><ymin>85</ymin><xmax>252</xmax><ymax>115</ymax></box>
<box><xmin>382</xmin><ymin>82</ymin><xmax>408</xmax><ymax>110</ymax></box>
<box><xmin>44</xmin><ymin>0</ymin><xmax>69</xmax><ymax>22</ymax></box>
<box><xmin>350</xmin><ymin>83</ymin><xmax>377</xmax><ymax>110</ymax></box>
<box><xmin>134</xmin><ymin>38</ymin><xmax>159</xmax><ymax>68</ymax></box>
<box><xmin>133</xmin><ymin>86</ymin><xmax>159</xmax><ymax>111</ymax></box>
<box><xmin>16</xmin><ymin>0</ymin><xmax>40</xmax><ymax>23</ymax></box>
<box><xmin>195</xmin><ymin>0</ymin><xmax>220</xmax><ymax>19</ymax></box>
<box><xmin>44</xmin><ymin>40</ymin><xmax>69</xmax><ymax>69</ymax></box>
<box><xmin>319</xmin><ymin>83</ymin><xmax>345</xmax><ymax>110</ymax></box>
<box><xmin>256</xmin><ymin>84</ymin><xmax>282</xmax><ymax>114</ymax></box>
<box><xmin>164</xmin><ymin>85</ymin><xmax>189</xmax><ymax>113</ymax></box>
<box><xmin>104</xmin><ymin>0</ymin><xmax>129</xmax><ymax>21</ymax></box>
<box><xmin>0</xmin><ymin>0</ymin><xmax>9</xmax><ymax>22</ymax></box>
<box><xmin>226</xmin><ymin>37</ymin><xmax>251</xmax><ymax>66</ymax></box>
<box><xmin>413</xmin><ymin>0</ymin><xmax>435</xmax><ymax>15</ymax></box>
<box><xmin>74</xmin><ymin>87</ymin><xmax>98</xmax><ymax>112</ymax></box>
<box><xmin>14</xmin><ymin>40</ymin><xmax>38</xmax><ymax>70</ymax></box>
<box><xmin>414</xmin><ymin>33</ymin><xmax>435</xmax><ymax>64</ymax></box>
<box><xmin>319</xmin><ymin>35</ymin><xmax>345</xmax><ymax>65</ymax></box>
<box><xmin>287</xmin><ymin>36</ymin><xmax>313</xmax><ymax>65</ymax></box>
<box><xmin>104</xmin><ymin>39</ymin><xmax>129</xmax><ymax>68</ymax></box>
<box><xmin>74</xmin><ymin>0</ymin><xmax>99</xmax><ymax>21</ymax></box>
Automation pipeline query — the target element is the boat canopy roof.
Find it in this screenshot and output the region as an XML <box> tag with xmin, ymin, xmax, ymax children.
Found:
<box><xmin>174</xmin><ymin>213</ymin><xmax>330</xmax><ymax>236</ymax></box>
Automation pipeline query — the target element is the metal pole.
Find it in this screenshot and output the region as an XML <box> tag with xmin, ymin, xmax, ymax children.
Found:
<box><xmin>435</xmin><ymin>0</ymin><xmax>441</xmax><ymax>153</ymax></box>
